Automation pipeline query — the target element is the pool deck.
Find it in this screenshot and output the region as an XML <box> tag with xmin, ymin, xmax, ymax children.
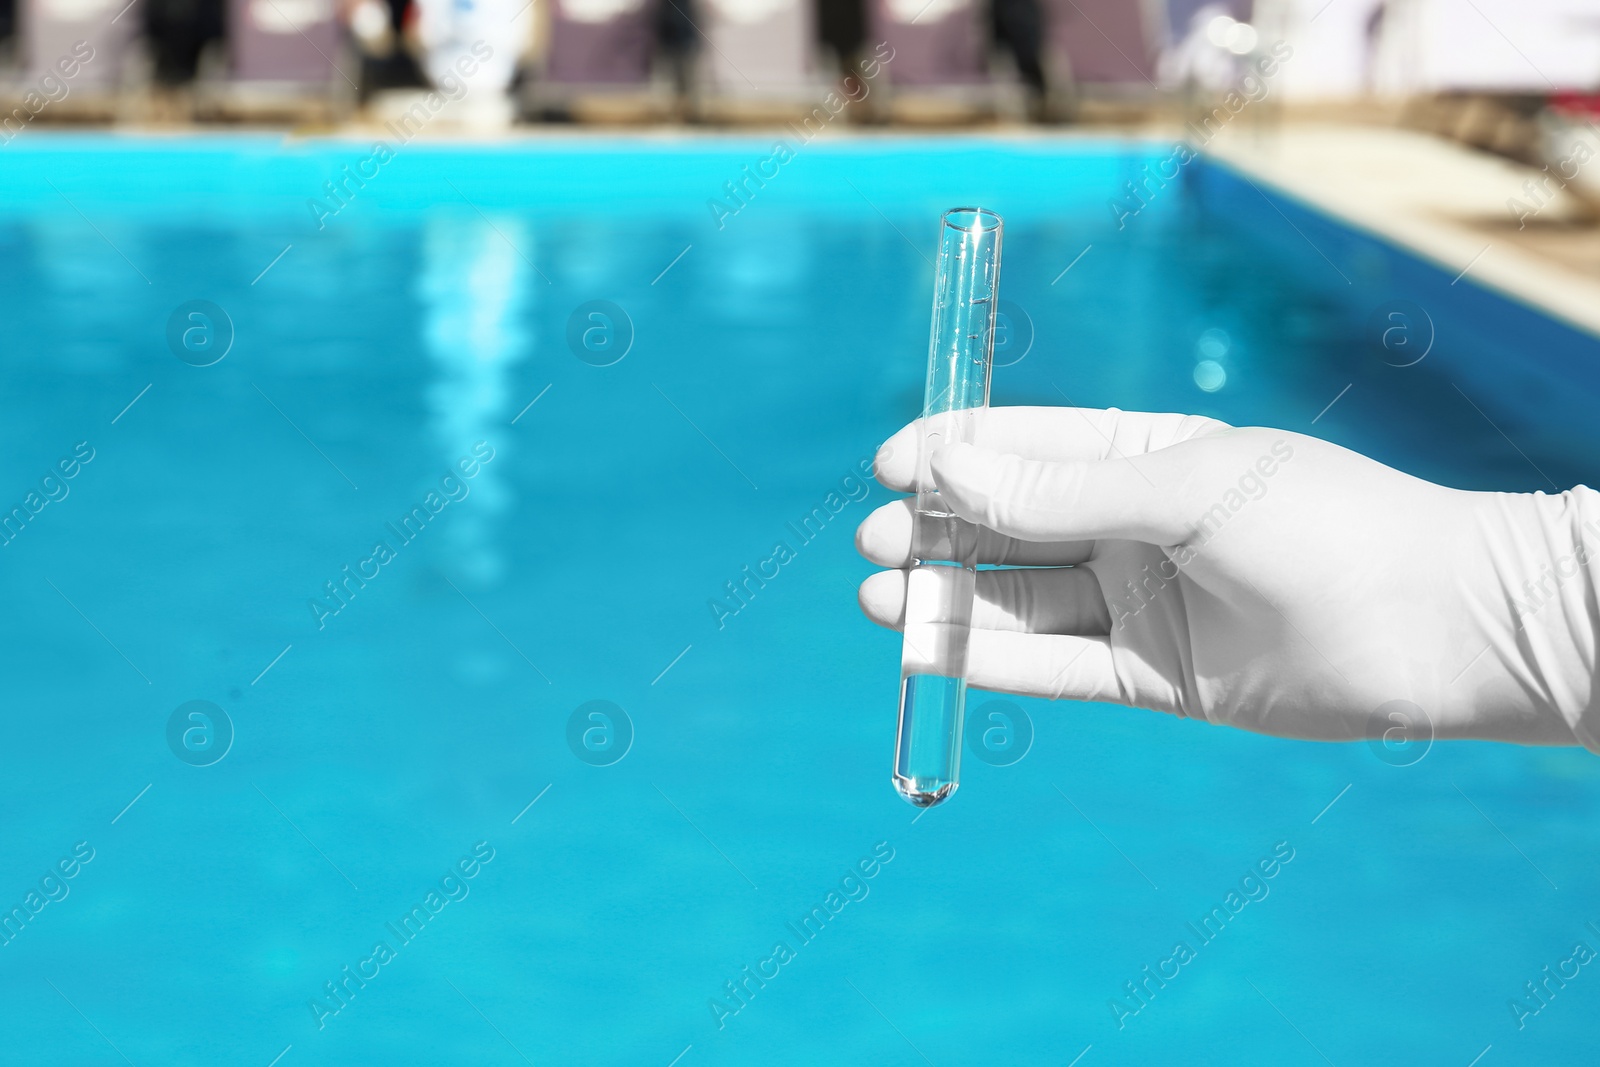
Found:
<box><xmin>1201</xmin><ymin>122</ymin><xmax>1600</xmax><ymax>339</ymax></box>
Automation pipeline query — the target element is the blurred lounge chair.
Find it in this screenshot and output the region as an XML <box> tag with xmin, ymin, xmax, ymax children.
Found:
<box><xmin>1043</xmin><ymin>0</ymin><xmax>1164</xmax><ymax>118</ymax></box>
<box><xmin>866</xmin><ymin>0</ymin><xmax>994</xmax><ymax>123</ymax></box>
<box><xmin>691</xmin><ymin>0</ymin><xmax>830</xmax><ymax>123</ymax></box>
<box><xmin>10</xmin><ymin>0</ymin><xmax>136</xmax><ymax>121</ymax></box>
<box><xmin>523</xmin><ymin>0</ymin><xmax>673</xmax><ymax>122</ymax></box>
<box><xmin>201</xmin><ymin>0</ymin><xmax>353</xmax><ymax>121</ymax></box>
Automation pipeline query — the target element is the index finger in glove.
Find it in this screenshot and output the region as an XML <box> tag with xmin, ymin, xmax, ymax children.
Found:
<box><xmin>873</xmin><ymin>405</ymin><xmax>1229</xmax><ymax>494</ymax></box>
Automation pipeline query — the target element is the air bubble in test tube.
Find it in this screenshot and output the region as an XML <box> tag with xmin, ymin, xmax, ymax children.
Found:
<box><xmin>892</xmin><ymin>207</ymin><xmax>1002</xmax><ymax>808</ymax></box>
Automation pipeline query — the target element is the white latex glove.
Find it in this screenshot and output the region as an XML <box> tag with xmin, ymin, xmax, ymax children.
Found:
<box><xmin>856</xmin><ymin>406</ymin><xmax>1600</xmax><ymax>750</ymax></box>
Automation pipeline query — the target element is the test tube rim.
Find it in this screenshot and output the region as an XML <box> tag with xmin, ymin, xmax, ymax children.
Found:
<box><xmin>940</xmin><ymin>207</ymin><xmax>1003</xmax><ymax>234</ymax></box>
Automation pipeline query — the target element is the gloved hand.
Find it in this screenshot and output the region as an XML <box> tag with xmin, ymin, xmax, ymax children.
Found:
<box><xmin>856</xmin><ymin>406</ymin><xmax>1600</xmax><ymax>750</ymax></box>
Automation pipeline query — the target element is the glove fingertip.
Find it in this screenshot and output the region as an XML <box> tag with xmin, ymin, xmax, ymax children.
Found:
<box><xmin>873</xmin><ymin>433</ymin><xmax>913</xmax><ymax>490</ymax></box>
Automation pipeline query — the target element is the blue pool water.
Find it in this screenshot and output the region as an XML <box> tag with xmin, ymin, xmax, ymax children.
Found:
<box><xmin>2</xmin><ymin>135</ymin><xmax>1600</xmax><ymax>1065</ymax></box>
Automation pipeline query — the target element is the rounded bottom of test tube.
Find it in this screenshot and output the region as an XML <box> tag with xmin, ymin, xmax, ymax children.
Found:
<box><xmin>893</xmin><ymin>775</ymin><xmax>958</xmax><ymax>808</ymax></box>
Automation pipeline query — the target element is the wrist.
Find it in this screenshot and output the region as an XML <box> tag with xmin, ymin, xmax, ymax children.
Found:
<box><xmin>1502</xmin><ymin>485</ymin><xmax>1600</xmax><ymax>749</ymax></box>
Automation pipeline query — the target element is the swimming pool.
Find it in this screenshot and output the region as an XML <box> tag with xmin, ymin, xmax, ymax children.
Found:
<box><xmin>3</xmin><ymin>134</ymin><xmax>1599</xmax><ymax>1065</ymax></box>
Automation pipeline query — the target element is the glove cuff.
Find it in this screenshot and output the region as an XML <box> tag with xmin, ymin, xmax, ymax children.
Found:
<box><xmin>1534</xmin><ymin>485</ymin><xmax>1600</xmax><ymax>751</ymax></box>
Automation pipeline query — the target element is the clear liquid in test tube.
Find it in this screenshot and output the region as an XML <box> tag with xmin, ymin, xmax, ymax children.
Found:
<box><xmin>893</xmin><ymin>207</ymin><xmax>1002</xmax><ymax>808</ymax></box>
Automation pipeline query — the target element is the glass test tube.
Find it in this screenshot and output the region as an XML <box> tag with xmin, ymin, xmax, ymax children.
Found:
<box><xmin>893</xmin><ymin>207</ymin><xmax>1002</xmax><ymax>808</ymax></box>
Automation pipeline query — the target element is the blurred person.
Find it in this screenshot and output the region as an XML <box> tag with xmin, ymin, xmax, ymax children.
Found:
<box><xmin>344</xmin><ymin>0</ymin><xmax>429</xmax><ymax>97</ymax></box>
<box><xmin>991</xmin><ymin>0</ymin><xmax>1045</xmax><ymax>101</ymax></box>
<box><xmin>410</xmin><ymin>0</ymin><xmax>521</xmax><ymax>124</ymax></box>
<box><xmin>655</xmin><ymin>0</ymin><xmax>693</xmax><ymax>97</ymax></box>
<box><xmin>143</xmin><ymin>0</ymin><xmax>226</xmax><ymax>85</ymax></box>
<box><xmin>817</xmin><ymin>0</ymin><xmax>862</xmax><ymax>70</ymax></box>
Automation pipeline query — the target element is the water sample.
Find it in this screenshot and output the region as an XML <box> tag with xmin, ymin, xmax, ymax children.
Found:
<box><xmin>893</xmin><ymin>207</ymin><xmax>1002</xmax><ymax>808</ymax></box>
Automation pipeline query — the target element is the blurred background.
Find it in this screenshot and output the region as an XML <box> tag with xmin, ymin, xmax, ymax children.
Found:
<box><xmin>0</xmin><ymin>0</ymin><xmax>1594</xmax><ymax>142</ymax></box>
<box><xmin>6</xmin><ymin>0</ymin><xmax>1600</xmax><ymax>273</ymax></box>
<box><xmin>6</xmin><ymin>0</ymin><xmax>1600</xmax><ymax>1064</ymax></box>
